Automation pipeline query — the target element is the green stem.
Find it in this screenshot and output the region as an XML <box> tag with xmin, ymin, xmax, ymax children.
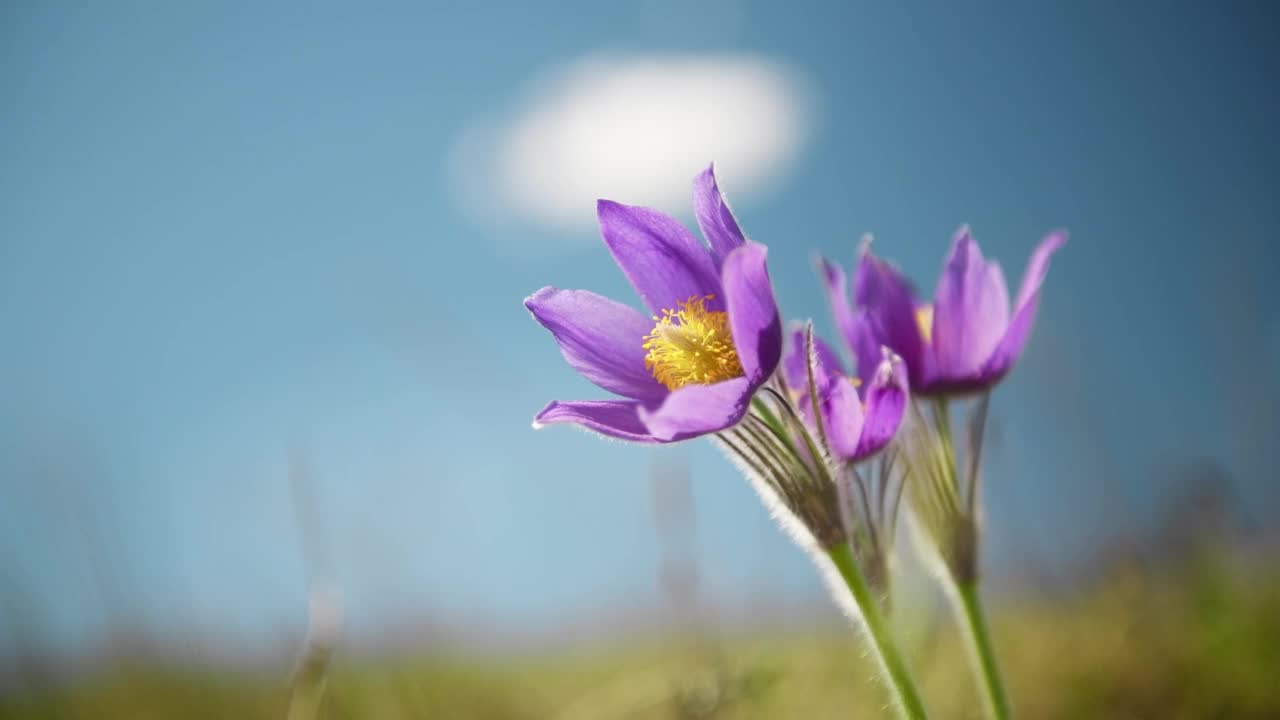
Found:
<box><xmin>952</xmin><ymin>580</ymin><xmax>1010</xmax><ymax>720</ymax></box>
<box><xmin>827</xmin><ymin>543</ymin><xmax>929</xmax><ymax>720</ymax></box>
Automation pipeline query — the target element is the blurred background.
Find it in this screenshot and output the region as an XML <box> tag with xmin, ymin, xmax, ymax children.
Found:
<box><xmin>2</xmin><ymin>1</ymin><xmax>1279</xmax><ymax>717</ymax></box>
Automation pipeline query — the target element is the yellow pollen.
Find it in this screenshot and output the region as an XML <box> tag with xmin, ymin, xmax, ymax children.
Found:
<box><xmin>915</xmin><ymin>304</ymin><xmax>934</xmax><ymax>344</ymax></box>
<box><xmin>643</xmin><ymin>294</ymin><xmax>744</xmax><ymax>391</ymax></box>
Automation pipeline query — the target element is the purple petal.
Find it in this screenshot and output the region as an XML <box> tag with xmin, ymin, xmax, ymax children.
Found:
<box><xmin>639</xmin><ymin>377</ymin><xmax>753</xmax><ymax>441</ymax></box>
<box><xmin>693</xmin><ymin>163</ymin><xmax>747</xmax><ymax>267</ymax></box>
<box><xmin>931</xmin><ymin>228</ymin><xmax>1011</xmax><ymax>378</ymax></box>
<box><xmin>525</xmin><ymin>287</ymin><xmax>667</xmax><ymax>401</ymax></box>
<box><xmin>533</xmin><ymin>400</ymin><xmax>659</xmax><ymax>443</ymax></box>
<box><xmin>783</xmin><ymin>325</ymin><xmax>844</xmax><ymax>392</ymax></box>
<box><xmin>722</xmin><ymin>242</ymin><xmax>782</xmax><ymax>384</ymax></box>
<box><xmin>1013</xmin><ymin>230</ymin><xmax>1068</xmax><ymax>310</ymax></box>
<box><xmin>981</xmin><ymin>231</ymin><xmax>1067</xmax><ymax>379</ymax></box>
<box><xmin>821</xmin><ymin>375</ymin><xmax>867</xmax><ymax>460</ymax></box>
<box><xmin>854</xmin><ymin>246</ymin><xmax>927</xmax><ymax>387</ymax></box>
<box><xmin>597</xmin><ymin>200</ymin><xmax>723</xmax><ymax>315</ymax></box>
<box><xmin>853</xmin><ymin>350</ymin><xmax>909</xmax><ymax>459</ymax></box>
<box><xmin>849</xmin><ymin>307</ymin><xmax>891</xmax><ymax>389</ymax></box>
<box><xmin>818</xmin><ymin>257</ymin><xmax>862</xmax><ymax>367</ymax></box>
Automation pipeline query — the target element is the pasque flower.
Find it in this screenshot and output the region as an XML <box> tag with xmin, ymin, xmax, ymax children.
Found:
<box><xmin>716</xmin><ymin>324</ymin><xmax>927</xmax><ymax>717</ymax></box>
<box><xmin>524</xmin><ymin>167</ymin><xmax>930</xmax><ymax>718</ymax></box>
<box><xmin>525</xmin><ymin>165</ymin><xmax>782</xmax><ymax>443</ymax></box>
<box><xmin>822</xmin><ymin>226</ymin><xmax>1066</xmax><ymax>720</ymax></box>
<box><xmin>816</xmin><ymin>225</ymin><xmax>1066</xmax><ymax>581</ymax></box>
<box><xmin>781</xmin><ymin>327</ymin><xmax>907</xmax><ymax>464</ymax></box>
<box><xmin>780</xmin><ymin>326</ymin><xmax>910</xmax><ymax>601</ymax></box>
<box><xmin>820</xmin><ymin>227</ymin><xmax>1066</xmax><ymax>396</ymax></box>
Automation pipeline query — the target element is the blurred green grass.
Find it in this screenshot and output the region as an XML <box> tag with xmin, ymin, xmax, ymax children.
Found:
<box><xmin>2</xmin><ymin>557</ymin><xmax>1277</xmax><ymax>719</ymax></box>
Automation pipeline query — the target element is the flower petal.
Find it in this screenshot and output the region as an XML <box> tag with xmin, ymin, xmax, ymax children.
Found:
<box><xmin>821</xmin><ymin>374</ymin><xmax>867</xmax><ymax>460</ymax></box>
<box><xmin>854</xmin><ymin>245</ymin><xmax>927</xmax><ymax>388</ymax></box>
<box><xmin>932</xmin><ymin>227</ymin><xmax>1011</xmax><ymax>378</ymax></box>
<box><xmin>854</xmin><ymin>350</ymin><xmax>909</xmax><ymax>459</ymax></box>
<box><xmin>533</xmin><ymin>400</ymin><xmax>660</xmax><ymax>443</ymax></box>
<box><xmin>849</xmin><ymin>307</ymin><xmax>889</xmax><ymax>388</ymax></box>
<box><xmin>525</xmin><ymin>287</ymin><xmax>668</xmax><ymax>401</ymax></box>
<box><xmin>1014</xmin><ymin>230</ymin><xmax>1068</xmax><ymax>310</ymax></box>
<box><xmin>638</xmin><ymin>377</ymin><xmax>753</xmax><ymax>441</ymax></box>
<box><xmin>722</xmin><ymin>242</ymin><xmax>782</xmax><ymax>384</ymax></box>
<box><xmin>693</xmin><ymin>163</ymin><xmax>746</xmax><ymax>267</ymax></box>
<box><xmin>597</xmin><ymin>199</ymin><xmax>723</xmax><ymax>315</ymax></box>
<box><xmin>783</xmin><ymin>325</ymin><xmax>844</xmax><ymax>392</ymax></box>
<box><xmin>818</xmin><ymin>257</ymin><xmax>863</xmax><ymax>369</ymax></box>
<box><xmin>981</xmin><ymin>231</ymin><xmax>1067</xmax><ymax>379</ymax></box>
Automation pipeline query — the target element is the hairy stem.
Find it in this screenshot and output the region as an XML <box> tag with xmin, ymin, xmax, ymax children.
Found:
<box><xmin>827</xmin><ymin>543</ymin><xmax>929</xmax><ymax>720</ymax></box>
<box><xmin>951</xmin><ymin>579</ymin><xmax>1010</xmax><ymax>720</ymax></box>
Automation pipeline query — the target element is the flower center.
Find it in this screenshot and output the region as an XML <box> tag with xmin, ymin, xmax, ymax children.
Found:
<box><xmin>915</xmin><ymin>304</ymin><xmax>934</xmax><ymax>344</ymax></box>
<box><xmin>643</xmin><ymin>294</ymin><xmax>744</xmax><ymax>391</ymax></box>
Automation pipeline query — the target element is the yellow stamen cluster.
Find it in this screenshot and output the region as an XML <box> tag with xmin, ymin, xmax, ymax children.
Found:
<box><xmin>643</xmin><ymin>295</ymin><xmax>744</xmax><ymax>391</ymax></box>
<box><xmin>915</xmin><ymin>304</ymin><xmax>934</xmax><ymax>344</ymax></box>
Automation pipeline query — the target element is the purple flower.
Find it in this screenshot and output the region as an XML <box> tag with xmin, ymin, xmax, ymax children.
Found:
<box><xmin>525</xmin><ymin>165</ymin><xmax>783</xmax><ymax>443</ymax></box>
<box><xmin>821</xmin><ymin>227</ymin><xmax>1066</xmax><ymax>396</ymax></box>
<box><xmin>782</xmin><ymin>326</ymin><xmax>908</xmax><ymax>463</ymax></box>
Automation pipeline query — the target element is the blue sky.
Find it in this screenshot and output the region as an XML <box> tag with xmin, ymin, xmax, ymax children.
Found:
<box><xmin>2</xmin><ymin>0</ymin><xmax>1278</xmax><ymax>656</ymax></box>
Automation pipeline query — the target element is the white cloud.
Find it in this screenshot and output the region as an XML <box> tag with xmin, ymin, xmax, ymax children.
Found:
<box><xmin>447</xmin><ymin>54</ymin><xmax>814</xmax><ymax>237</ymax></box>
